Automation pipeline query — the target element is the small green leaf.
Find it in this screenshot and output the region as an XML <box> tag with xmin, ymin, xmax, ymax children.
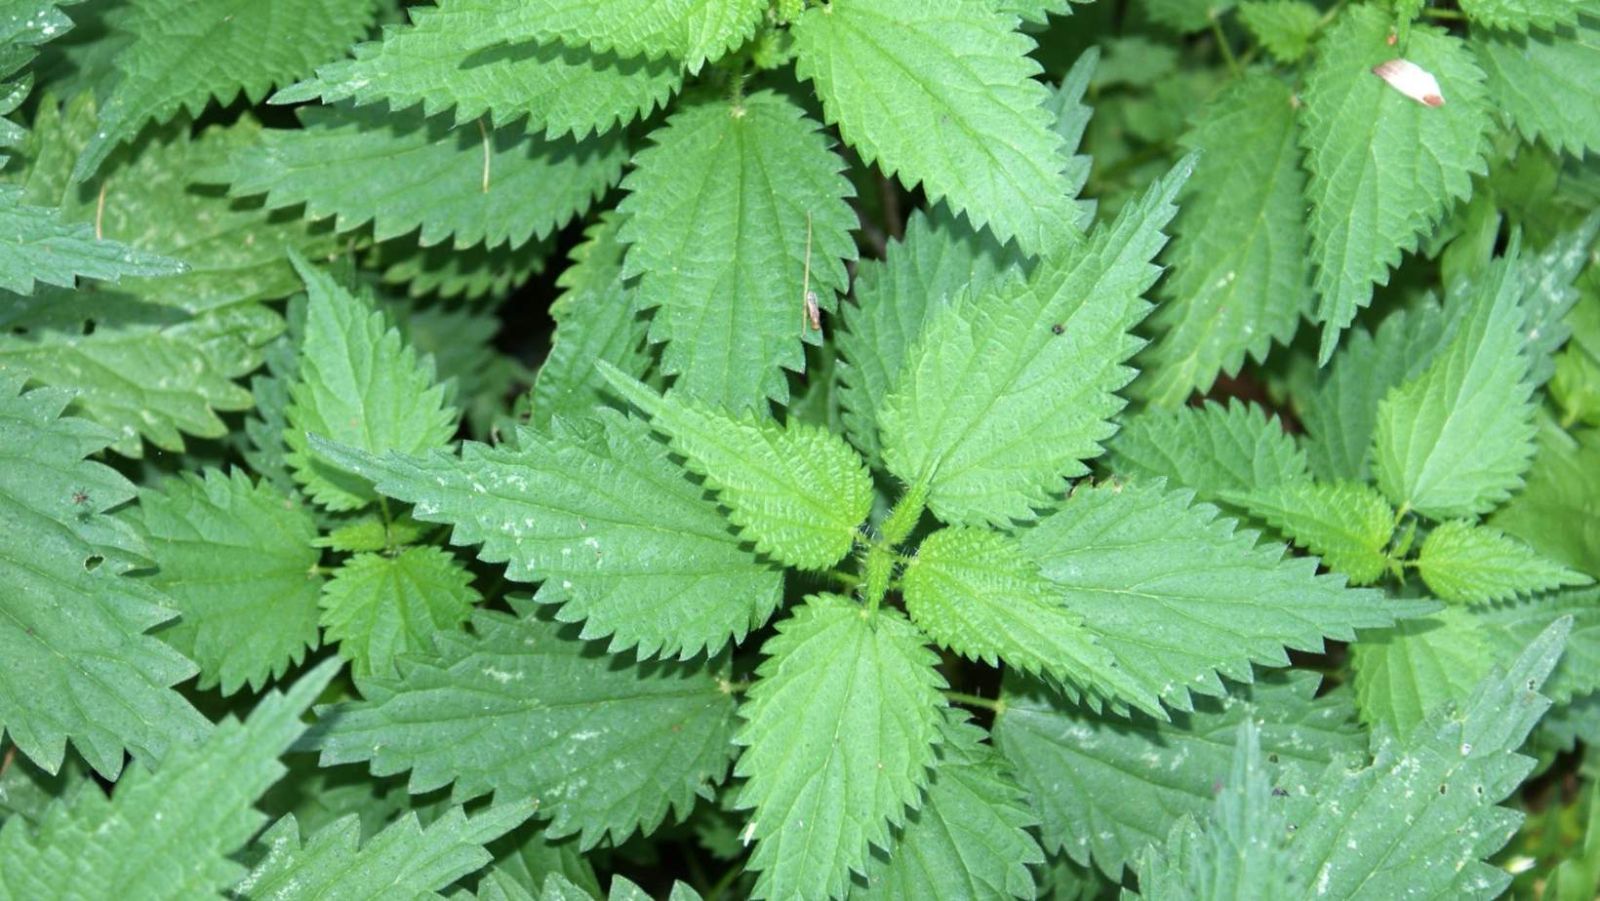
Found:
<box><xmin>321</xmin><ymin>545</ymin><xmax>480</xmax><ymax>680</ymax></box>
<box><xmin>1222</xmin><ymin>480</ymin><xmax>1396</xmax><ymax>585</ymax></box>
<box><xmin>1491</xmin><ymin>418</ymin><xmax>1600</xmax><ymax>578</ymax></box>
<box><xmin>1417</xmin><ymin>520</ymin><xmax>1591</xmax><ymax>603</ymax></box>
<box><xmin>1461</xmin><ymin>0</ymin><xmax>1598</xmax><ymax>33</ymax></box>
<box><xmin>1476</xmin><ymin>20</ymin><xmax>1600</xmax><ymax>160</ymax></box>
<box><xmin>1238</xmin><ymin>0</ymin><xmax>1322</xmax><ymax>63</ymax></box>
<box><xmin>1109</xmin><ymin>399</ymin><xmax>1309</xmax><ymax>506</ymax></box>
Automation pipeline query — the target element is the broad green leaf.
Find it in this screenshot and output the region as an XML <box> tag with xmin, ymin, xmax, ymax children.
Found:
<box><xmin>0</xmin><ymin>661</ymin><xmax>336</xmax><ymax>901</ymax></box>
<box><xmin>603</xmin><ymin>368</ymin><xmax>873</xmax><ymax>571</ymax></box>
<box><xmin>793</xmin><ymin>0</ymin><xmax>1079</xmax><ymax>255</ymax></box>
<box><xmin>321</xmin><ymin>545</ymin><xmax>480</xmax><ymax>680</ymax></box>
<box><xmin>531</xmin><ymin>212</ymin><xmax>651</xmax><ymax>429</ymax></box>
<box><xmin>236</xmin><ymin>804</ymin><xmax>531</xmax><ymax>900</ymax></box>
<box><xmin>880</xmin><ymin>160</ymin><xmax>1190</xmax><ymax>527</ymax></box>
<box><xmin>0</xmin><ymin>376</ymin><xmax>206</xmax><ymax>779</ymax></box>
<box><xmin>1019</xmin><ymin>480</ymin><xmax>1425</xmax><ymax>711</ymax></box>
<box><xmin>315</xmin><ymin>601</ymin><xmax>738</xmax><ymax>848</ymax></box>
<box><xmin>274</xmin><ymin>5</ymin><xmax>683</xmax><ymax>140</ymax></box>
<box><xmin>856</xmin><ymin>710</ymin><xmax>1044</xmax><ymax>900</ymax></box>
<box><xmin>0</xmin><ymin>185</ymin><xmax>183</xmax><ymax>293</ymax></box>
<box><xmin>310</xmin><ymin>411</ymin><xmax>782</xmax><ymax>660</ymax></box>
<box><xmin>1222</xmin><ymin>480</ymin><xmax>1396</xmax><ymax>585</ymax></box>
<box><xmin>73</xmin><ymin>0</ymin><xmax>378</xmax><ymax>180</ymax></box>
<box><xmin>993</xmin><ymin>671</ymin><xmax>1363</xmax><ymax>877</ymax></box>
<box><xmin>1461</xmin><ymin>0</ymin><xmax>1598</xmax><ymax>33</ymax></box>
<box><xmin>1299</xmin><ymin>301</ymin><xmax>1447</xmax><ymax>481</ymax></box>
<box><xmin>1287</xmin><ymin>620</ymin><xmax>1569</xmax><ymax>899</ymax></box>
<box><xmin>1108</xmin><ymin>399</ymin><xmax>1309</xmax><ymax>506</ymax></box>
<box><xmin>1238</xmin><ymin>0</ymin><xmax>1322</xmax><ymax>62</ymax></box>
<box><xmin>1134</xmin><ymin>721</ymin><xmax>1297</xmax><ymax>899</ymax></box>
<box><xmin>1476</xmin><ymin>21</ymin><xmax>1600</xmax><ymax>160</ymax></box>
<box><xmin>1300</xmin><ymin>5</ymin><xmax>1491</xmax><ymax>361</ymax></box>
<box><xmin>734</xmin><ymin>594</ymin><xmax>946</xmax><ymax>900</ymax></box>
<box><xmin>1142</xmin><ymin>75</ymin><xmax>1311</xmax><ymax>406</ymax></box>
<box><xmin>837</xmin><ymin>207</ymin><xmax>1023</xmax><ymax>464</ymax></box>
<box><xmin>1492</xmin><ymin>419</ymin><xmax>1600</xmax><ymax>577</ymax></box>
<box><xmin>129</xmin><ymin>468</ymin><xmax>322</xmax><ymax>696</ymax></box>
<box><xmin>212</xmin><ymin>103</ymin><xmax>625</xmax><ymax>251</ymax></box>
<box><xmin>616</xmin><ymin>91</ymin><xmax>855</xmax><ymax>411</ymax></box>
<box><xmin>284</xmin><ymin>256</ymin><xmax>458</xmax><ymax>511</ymax></box>
<box><xmin>903</xmin><ymin>526</ymin><xmax>1160</xmax><ymax>716</ymax></box>
<box><xmin>1418</xmin><ymin>520</ymin><xmax>1591</xmax><ymax>602</ymax></box>
<box><xmin>1372</xmin><ymin>251</ymin><xmax>1537</xmax><ymax>519</ymax></box>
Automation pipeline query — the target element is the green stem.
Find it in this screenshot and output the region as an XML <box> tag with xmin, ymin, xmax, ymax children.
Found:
<box><xmin>944</xmin><ymin>691</ymin><xmax>1004</xmax><ymax>713</ymax></box>
<box><xmin>705</xmin><ymin>862</ymin><xmax>746</xmax><ymax>901</ymax></box>
<box><xmin>1422</xmin><ymin>6</ymin><xmax>1466</xmax><ymax>19</ymax></box>
<box><xmin>863</xmin><ymin>543</ymin><xmax>895</xmax><ymax>612</ymax></box>
<box><xmin>1209</xmin><ymin>12</ymin><xmax>1240</xmax><ymax>76</ymax></box>
<box><xmin>881</xmin><ymin>479</ymin><xmax>929</xmax><ymax>547</ymax></box>
<box><xmin>823</xmin><ymin>568</ymin><xmax>861</xmax><ymax>589</ymax></box>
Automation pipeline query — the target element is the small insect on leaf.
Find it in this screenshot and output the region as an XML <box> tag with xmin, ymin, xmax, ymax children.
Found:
<box><xmin>1372</xmin><ymin>59</ymin><xmax>1445</xmax><ymax>107</ymax></box>
<box><xmin>801</xmin><ymin>213</ymin><xmax>822</xmax><ymax>335</ymax></box>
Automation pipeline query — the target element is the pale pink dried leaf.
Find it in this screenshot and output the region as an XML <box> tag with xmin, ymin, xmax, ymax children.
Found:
<box><xmin>1372</xmin><ymin>58</ymin><xmax>1446</xmax><ymax>107</ymax></box>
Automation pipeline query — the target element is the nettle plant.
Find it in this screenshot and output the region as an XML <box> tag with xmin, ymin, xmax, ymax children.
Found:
<box><xmin>3</xmin><ymin>0</ymin><xmax>1600</xmax><ymax>897</ymax></box>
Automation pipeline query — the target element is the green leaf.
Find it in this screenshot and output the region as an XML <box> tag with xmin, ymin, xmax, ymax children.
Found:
<box><xmin>1018</xmin><ymin>480</ymin><xmax>1425</xmax><ymax>711</ymax></box>
<box><xmin>0</xmin><ymin>185</ymin><xmax>184</xmax><ymax>293</ymax></box>
<box><xmin>1287</xmin><ymin>620</ymin><xmax>1569</xmax><ymax>899</ymax></box>
<box><xmin>1145</xmin><ymin>0</ymin><xmax>1236</xmax><ymax>34</ymax></box>
<box><xmin>274</xmin><ymin>6</ymin><xmax>683</xmax><ymax>141</ymax></box>
<box><xmin>0</xmin><ymin>376</ymin><xmax>206</xmax><ymax>779</ymax></box>
<box><xmin>386</xmin><ymin>297</ymin><xmax>530</xmax><ymax>439</ymax></box>
<box><xmin>531</xmin><ymin>212</ymin><xmax>651</xmax><ymax>429</ymax></box>
<box><xmin>602</xmin><ymin>368</ymin><xmax>873</xmax><ymax>571</ymax></box>
<box><xmin>310</xmin><ymin>411</ymin><xmax>783</xmax><ymax>660</ymax></box>
<box><xmin>1045</xmin><ymin>47</ymin><xmax>1099</xmax><ymax>225</ymax></box>
<box><xmin>1491</xmin><ymin>419</ymin><xmax>1600</xmax><ymax>577</ymax></box>
<box><xmin>1299</xmin><ymin>302</ymin><xmax>1447</xmax><ymax>481</ymax></box>
<box><xmin>836</xmin><ymin>206</ymin><xmax>1023</xmax><ymax>464</ymax></box>
<box><xmin>284</xmin><ymin>256</ymin><xmax>458</xmax><ymax>511</ymax></box>
<box><xmin>992</xmin><ymin>671</ymin><xmax>1363</xmax><ymax>877</ymax></box>
<box><xmin>1222</xmin><ymin>480</ymin><xmax>1396</xmax><ymax>585</ymax></box>
<box><xmin>1108</xmin><ymin>399</ymin><xmax>1310</xmax><ymax>506</ymax></box>
<box><xmin>856</xmin><ymin>710</ymin><xmax>1044</xmax><ymax>900</ymax></box>
<box><xmin>368</xmin><ymin>235</ymin><xmax>550</xmax><ymax>303</ymax></box>
<box><xmin>1372</xmin><ymin>250</ymin><xmax>1538</xmax><ymax>519</ymax></box>
<box><xmin>1461</xmin><ymin>0</ymin><xmax>1598</xmax><ymax>33</ymax></box>
<box><xmin>903</xmin><ymin>526</ymin><xmax>1160</xmax><ymax>716</ymax></box>
<box><xmin>0</xmin><ymin>661</ymin><xmax>337</xmax><ymax>901</ymax></box>
<box><xmin>212</xmin><ymin>103</ymin><xmax>625</xmax><ymax>251</ymax></box>
<box><xmin>128</xmin><ymin>468</ymin><xmax>322</xmax><ymax>696</ymax></box>
<box><xmin>1300</xmin><ymin>4</ymin><xmax>1491</xmax><ymax>361</ymax></box>
<box><xmin>879</xmin><ymin>159</ymin><xmax>1190</xmax><ymax>527</ymax></box>
<box><xmin>315</xmin><ymin>601</ymin><xmax>738</xmax><ymax>848</ymax></box>
<box><xmin>1417</xmin><ymin>520</ymin><xmax>1592</xmax><ymax>603</ymax></box>
<box><xmin>321</xmin><ymin>545</ymin><xmax>480</xmax><ymax>681</ymax></box>
<box><xmin>1512</xmin><ymin>213</ymin><xmax>1599</xmax><ymax>390</ymax></box>
<box><xmin>1141</xmin><ymin>74</ymin><xmax>1311</xmax><ymax>406</ymax></box>
<box><xmin>1476</xmin><ymin>21</ymin><xmax>1600</xmax><ymax>160</ymax></box>
<box><xmin>73</xmin><ymin>0</ymin><xmax>378</xmax><ymax>180</ymax></box>
<box><xmin>793</xmin><ymin>0</ymin><xmax>1079</xmax><ymax>255</ymax></box>
<box><xmin>734</xmin><ymin>594</ymin><xmax>946</xmax><ymax>900</ymax></box>
<box><xmin>616</xmin><ymin>91</ymin><xmax>855</xmax><ymax>411</ymax></box>
<box><xmin>237</xmin><ymin>803</ymin><xmax>531</xmax><ymax>900</ymax></box>
<box><xmin>1238</xmin><ymin>0</ymin><xmax>1323</xmax><ymax>63</ymax></box>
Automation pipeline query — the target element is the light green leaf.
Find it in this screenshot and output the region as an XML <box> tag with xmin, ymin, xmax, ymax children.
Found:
<box><xmin>212</xmin><ymin>102</ymin><xmax>625</xmax><ymax>251</ymax></box>
<box><xmin>1372</xmin><ymin>251</ymin><xmax>1537</xmax><ymax>519</ymax></box>
<box><xmin>1418</xmin><ymin>520</ymin><xmax>1592</xmax><ymax>602</ymax></box>
<box><xmin>315</xmin><ymin>600</ymin><xmax>738</xmax><ymax>848</ymax></box>
<box><xmin>1288</xmin><ymin>620</ymin><xmax>1569</xmax><ymax>900</ymax></box>
<box><xmin>274</xmin><ymin>5</ymin><xmax>683</xmax><ymax>140</ymax></box>
<box><xmin>1512</xmin><ymin>213</ymin><xmax>1599</xmax><ymax>390</ymax></box>
<box><xmin>1491</xmin><ymin>418</ymin><xmax>1600</xmax><ymax>577</ymax></box>
<box><xmin>734</xmin><ymin>594</ymin><xmax>946</xmax><ymax>900</ymax></box>
<box><xmin>616</xmin><ymin>91</ymin><xmax>855</xmax><ymax>411</ymax></box>
<box><xmin>837</xmin><ymin>207</ymin><xmax>1023</xmax><ymax>464</ymax></box>
<box><xmin>1108</xmin><ymin>399</ymin><xmax>1310</xmax><ymax>506</ymax></box>
<box><xmin>856</xmin><ymin>710</ymin><xmax>1044</xmax><ymax>900</ymax></box>
<box><xmin>1300</xmin><ymin>4</ymin><xmax>1491</xmax><ymax>361</ymax></box>
<box><xmin>992</xmin><ymin>671</ymin><xmax>1363</xmax><ymax>877</ymax></box>
<box><xmin>0</xmin><ymin>661</ymin><xmax>337</xmax><ymax>901</ymax></box>
<box><xmin>0</xmin><ymin>377</ymin><xmax>206</xmax><ymax>779</ymax></box>
<box><xmin>1238</xmin><ymin>0</ymin><xmax>1322</xmax><ymax>63</ymax></box>
<box><xmin>1476</xmin><ymin>20</ymin><xmax>1600</xmax><ymax>160</ymax></box>
<box><xmin>1461</xmin><ymin>0</ymin><xmax>1598</xmax><ymax>33</ymax></box>
<box><xmin>284</xmin><ymin>256</ymin><xmax>458</xmax><ymax>511</ymax></box>
<box><xmin>1146</xmin><ymin>0</ymin><xmax>1236</xmax><ymax>34</ymax></box>
<box><xmin>995</xmin><ymin>0</ymin><xmax>1074</xmax><ymax>23</ymax></box>
<box><xmin>531</xmin><ymin>212</ymin><xmax>651</xmax><ymax>429</ymax></box>
<box><xmin>1142</xmin><ymin>74</ymin><xmax>1311</xmax><ymax>406</ymax></box>
<box><xmin>1222</xmin><ymin>480</ymin><xmax>1396</xmax><ymax>585</ymax></box>
<box><xmin>880</xmin><ymin>159</ymin><xmax>1190</xmax><ymax>527</ymax></box>
<box><xmin>602</xmin><ymin>368</ymin><xmax>873</xmax><ymax>571</ymax></box>
<box><xmin>1045</xmin><ymin>47</ymin><xmax>1099</xmax><ymax>224</ymax></box>
<box><xmin>793</xmin><ymin>0</ymin><xmax>1079</xmax><ymax>255</ymax></box>
<box><xmin>236</xmin><ymin>803</ymin><xmax>531</xmax><ymax>901</ymax></box>
<box><xmin>321</xmin><ymin>546</ymin><xmax>480</xmax><ymax>681</ymax></box>
<box><xmin>310</xmin><ymin>410</ymin><xmax>783</xmax><ymax>660</ymax></box>
<box><xmin>1019</xmin><ymin>480</ymin><xmax>1425</xmax><ymax>711</ymax></box>
<box><xmin>73</xmin><ymin>0</ymin><xmax>378</xmax><ymax>180</ymax></box>
<box><xmin>129</xmin><ymin>468</ymin><xmax>322</xmax><ymax>696</ymax></box>
<box><xmin>0</xmin><ymin>185</ymin><xmax>184</xmax><ymax>294</ymax></box>
<box><xmin>903</xmin><ymin>526</ymin><xmax>1160</xmax><ymax>716</ymax></box>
